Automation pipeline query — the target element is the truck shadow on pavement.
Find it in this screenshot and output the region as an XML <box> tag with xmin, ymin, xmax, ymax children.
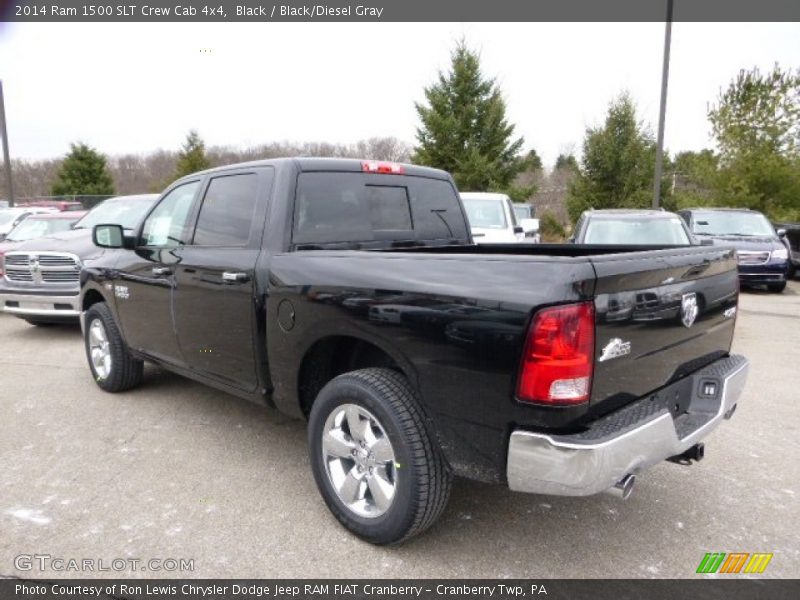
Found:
<box><xmin>10</xmin><ymin>319</ymin><xmax>82</xmax><ymax>338</ymax></box>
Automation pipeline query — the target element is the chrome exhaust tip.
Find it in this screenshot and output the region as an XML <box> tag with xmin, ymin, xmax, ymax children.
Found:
<box><xmin>603</xmin><ymin>474</ymin><xmax>635</xmax><ymax>500</ymax></box>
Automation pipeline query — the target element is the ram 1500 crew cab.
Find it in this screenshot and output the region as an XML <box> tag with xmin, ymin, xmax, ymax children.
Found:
<box><xmin>80</xmin><ymin>158</ymin><xmax>749</xmax><ymax>544</ymax></box>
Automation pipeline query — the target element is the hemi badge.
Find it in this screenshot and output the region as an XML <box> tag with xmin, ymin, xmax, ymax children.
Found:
<box><xmin>598</xmin><ymin>338</ymin><xmax>631</xmax><ymax>362</ymax></box>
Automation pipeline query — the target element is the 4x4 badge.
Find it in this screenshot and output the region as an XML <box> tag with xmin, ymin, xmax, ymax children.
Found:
<box><xmin>598</xmin><ymin>337</ymin><xmax>631</xmax><ymax>362</ymax></box>
<box><xmin>681</xmin><ymin>292</ymin><xmax>699</xmax><ymax>328</ymax></box>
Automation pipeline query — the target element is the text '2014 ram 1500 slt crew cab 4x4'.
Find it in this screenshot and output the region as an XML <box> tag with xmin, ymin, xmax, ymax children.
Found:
<box><xmin>80</xmin><ymin>158</ymin><xmax>749</xmax><ymax>544</ymax></box>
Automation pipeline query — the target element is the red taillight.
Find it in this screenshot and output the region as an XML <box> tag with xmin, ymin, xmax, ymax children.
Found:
<box><xmin>516</xmin><ymin>301</ymin><xmax>595</xmax><ymax>405</ymax></box>
<box><xmin>362</xmin><ymin>160</ymin><xmax>404</xmax><ymax>174</ymax></box>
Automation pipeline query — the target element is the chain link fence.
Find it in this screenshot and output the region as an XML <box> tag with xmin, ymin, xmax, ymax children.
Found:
<box><xmin>0</xmin><ymin>195</ymin><xmax>114</xmax><ymax>210</ymax></box>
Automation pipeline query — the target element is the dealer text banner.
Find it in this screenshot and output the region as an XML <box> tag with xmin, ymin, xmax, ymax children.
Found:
<box><xmin>4</xmin><ymin>0</ymin><xmax>800</xmax><ymax>22</ymax></box>
<box><xmin>3</xmin><ymin>580</ymin><xmax>800</xmax><ymax>600</ymax></box>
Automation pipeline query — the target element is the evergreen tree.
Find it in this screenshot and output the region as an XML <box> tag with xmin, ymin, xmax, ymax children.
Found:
<box><xmin>507</xmin><ymin>149</ymin><xmax>543</xmax><ymax>202</ymax></box>
<box><xmin>413</xmin><ymin>41</ymin><xmax>526</xmax><ymax>194</ymax></box>
<box><xmin>566</xmin><ymin>93</ymin><xmax>663</xmax><ymax>222</ymax></box>
<box><xmin>522</xmin><ymin>149</ymin><xmax>543</xmax><ymax>172</ymax></box>
<box><xmin>174</xmin><ymin>130</ymin><xmax>211</xmax><ymax>180</ymax></box>
<box><xmin>554</xmin><ymin>153</ymin><xmax>578</xmax><ymax>171</ymax></box>
<box><xmin>50</xmin><ymin>143</ymin><xmax>115</xmax><ymax>196</ymax></box>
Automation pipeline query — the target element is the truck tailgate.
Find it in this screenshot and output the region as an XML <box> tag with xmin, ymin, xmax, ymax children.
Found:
<box><xmin>589</xmin><ymin>246</ymin><xmax>739</xmax><ymax>411</ymax></box>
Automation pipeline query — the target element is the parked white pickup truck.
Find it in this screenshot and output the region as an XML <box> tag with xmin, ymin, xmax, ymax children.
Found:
<box><xmin>513</xmin><ymin>203</ymin><xmax>541</xmax><ymax>243</ymax></box>
<box><xmin>460</xmin><ymin>192</ymin><xmax>524</xmax><ymax>244</ymax></box>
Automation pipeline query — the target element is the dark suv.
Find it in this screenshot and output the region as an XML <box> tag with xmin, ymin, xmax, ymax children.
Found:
<box><xmin>679</xmin><ymin>208</ymin><xmax>790</xmax><ymax>293</ymax></box>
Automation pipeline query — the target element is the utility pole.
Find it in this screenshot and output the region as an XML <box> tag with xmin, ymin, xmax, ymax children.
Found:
<box><xmin>653</xmin><ymin>0</ymin><xmax>673</xmax><ymax>208</ymax></box>
<box><xmin>0</xmin><ymin>80</ymin><xmax>14</xmax><ymax>207</ymax></box>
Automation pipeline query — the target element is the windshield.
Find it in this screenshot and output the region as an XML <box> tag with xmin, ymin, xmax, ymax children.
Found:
<box><xmin>462</xmin><ymin>198</ymin><xmax>508</xmax><ymax>229</ymax></box>
<box><xmin>513</xmin><ymin>205</ymin><xmax>532</xmax><ymax>221</ymax></box>
<box><xmin>691</xmin><ymin>211</ymin><xmax>775</xmax><ymax>237</ymax></box>
<box><xmin>74</xmin><ymin>197</ymin><xmax>155</xmax><ymax>230</ymax></box>
<box><xmin>0</xmin><ymin>210</ymin><xmax>23</xmax><ymax>227</ymax></box>
<box><xmin>7</xmin><ymin>218</ymin><xmax>78</xmax><ymax>242</ymax></box>
<box><xmin>584</xmin><ymin>217</ymin><xmax>691</xmax><ymax>245</ymax></box>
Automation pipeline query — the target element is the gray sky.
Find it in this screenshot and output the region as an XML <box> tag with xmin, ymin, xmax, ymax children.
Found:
<box><xmin>1</xmin><ymin>22</ymin><xmax>798</xmax><ymax>167</ymax></box>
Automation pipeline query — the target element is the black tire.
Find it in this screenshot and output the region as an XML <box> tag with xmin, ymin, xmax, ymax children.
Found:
<box><xmin>308</xmin><ymin>368</ymin><xmax>451</xmax><ymax>544</ymax></box>
<box><xmin>768</xmin><ymin>281</ymin><xmax>787</xmax><ymax>293</ymax></box>
<box><xmin>84</xmin><ymin>302</ymin><xmax>143</xmax><ymax>393</ymax></box>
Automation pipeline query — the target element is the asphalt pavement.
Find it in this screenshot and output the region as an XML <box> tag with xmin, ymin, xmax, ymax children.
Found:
<box><xmin>1</xmin><ymin>282</ymin><xmax>798</xmax><ymax>578</ymax></box>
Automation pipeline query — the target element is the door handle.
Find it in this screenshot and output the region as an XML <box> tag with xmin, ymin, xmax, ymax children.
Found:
<box><xmin>152</xmin><ymin>266</ymin><xmax>172</xmax><ymax>276</ymax></box>
<box><xmin>222</xmin><ymin>271</ymin><xmax>250</xmax><ymax>283</ymax></box>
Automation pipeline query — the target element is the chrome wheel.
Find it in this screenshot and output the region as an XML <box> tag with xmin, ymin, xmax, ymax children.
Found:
<box><xmin>88</xmin><ymin>319</ymin><xmax>112</xmax><ymax>379</ymax></box>
<box><xmin>322</xmin><ymin>403</ymin><xmax>397</xmax><ymax>518</ymax></box>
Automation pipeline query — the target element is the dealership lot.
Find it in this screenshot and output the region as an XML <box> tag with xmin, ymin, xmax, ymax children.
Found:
<box><xmin>1</xmin><ymin>283</ymin><xmax>798</xmax><ymax>578</ymax></box>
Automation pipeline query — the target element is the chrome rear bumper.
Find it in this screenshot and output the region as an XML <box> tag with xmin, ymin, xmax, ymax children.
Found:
<box><xmin>507</xmin><ymin>354</ymin><xmax>749</xmax><ymax>496</ymax></box>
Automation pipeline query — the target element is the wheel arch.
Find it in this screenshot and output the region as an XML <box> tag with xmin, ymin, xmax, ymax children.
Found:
<box><xmin>82</xmin><ymin>287</ymin><xmax>107</xmax><ymax>312</ymax></box>
<box><xmin>295</xmin><ymin>333</ymin><xmax>419</xmax><ymax>419</ymax></box>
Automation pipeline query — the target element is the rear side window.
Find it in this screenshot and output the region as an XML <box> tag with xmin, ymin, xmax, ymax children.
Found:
<box><xmin>193</xmin><ymin>173</ymin><xmax>259</xmax><ymax>246</ymax></box>
<box><xmin>293</xmin><ymin>172</ymin><xmax>467</xmax><ymax>245</ymax></box>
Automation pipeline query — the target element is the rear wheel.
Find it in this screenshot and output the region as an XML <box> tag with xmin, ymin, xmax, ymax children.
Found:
<box><xmin>308</xmin><ymin>368</ymin><xmax>451</xmax><ymax>544</ymax></box>
<box><xmin>768</xmin><ymin>281</ymin><xmax>787</xmax><ymax>293</ymax></box>
<box><xmin>84</xmin><ymin>302</ymin><xmax>143</xmax><ymax>392</ymax></box>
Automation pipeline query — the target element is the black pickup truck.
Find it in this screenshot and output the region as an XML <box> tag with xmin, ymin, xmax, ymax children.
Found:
<box><xmin>80</xmin><ymin>158</ymin><xmax>749</xmax><ymax>544</ymax></box>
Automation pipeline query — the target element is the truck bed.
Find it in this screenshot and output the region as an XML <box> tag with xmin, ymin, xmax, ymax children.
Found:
<box><xmin>269</xmin><ymin>242</ymin><xmax>739</xmax><ymax>482</ymax></box>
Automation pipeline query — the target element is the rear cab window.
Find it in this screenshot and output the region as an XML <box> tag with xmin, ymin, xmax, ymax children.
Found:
<box><xmin>292</xmin><ymin>172</ymin><xmax>468</xmax><ymax>248</ymax></box>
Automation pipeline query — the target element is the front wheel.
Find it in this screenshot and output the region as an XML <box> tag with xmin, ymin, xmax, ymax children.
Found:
<box><xmin>84</xmin><ymin>302</ymin><xmax>143</xmax><ymax>392</ymax></box>
<box><xmin>308</xmin><ymin>368</ymin><xmax>451</xmax><ymax>544</ymax></box>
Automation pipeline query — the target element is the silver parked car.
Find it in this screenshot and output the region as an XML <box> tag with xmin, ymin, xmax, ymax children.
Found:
<box><xmin>0</xmin><ymin>194</ymin><xmax>158</xmax><ymax>325</ymax></box>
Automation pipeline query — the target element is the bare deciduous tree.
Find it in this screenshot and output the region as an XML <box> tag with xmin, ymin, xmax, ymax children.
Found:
<box><xmin>3</xmin><ymin>137</ymin><xmax>415</xmax><ymax>200</ymax></box>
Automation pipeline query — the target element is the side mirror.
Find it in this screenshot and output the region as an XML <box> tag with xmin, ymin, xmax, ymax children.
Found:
<box><xmin>513</xmin><ymin>225</ymin><xmax>524</xmax><ymax>235</ymax></box>
<box><xmin>0</xmin><ymin>233</ymin><xmax>6</xmax><ymax>242</ymax></box>
<box><xmin>567</xmin><ymin>237</ymin><xmax>576</xmax><ymax>244</ymax></box>
<box><xmin>93</xmin><ymin>224</ymin><xmax>129</xmax><ymax>249</ymax></box>
<box><xmin>777</xmin><ymin>228</ymin><xmax>786</xmax><ymax>238</ymax></box>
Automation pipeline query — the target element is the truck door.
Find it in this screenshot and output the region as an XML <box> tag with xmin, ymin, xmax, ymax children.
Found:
<box><xmin>114</xmin><ymin>180</ymin><xmax>202</xmax><ymax>364</ymax></box>
<box><xmin>173</xmin><ymin>167</ymin><xmax>273</xmax><ymax>392</ymax></box>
